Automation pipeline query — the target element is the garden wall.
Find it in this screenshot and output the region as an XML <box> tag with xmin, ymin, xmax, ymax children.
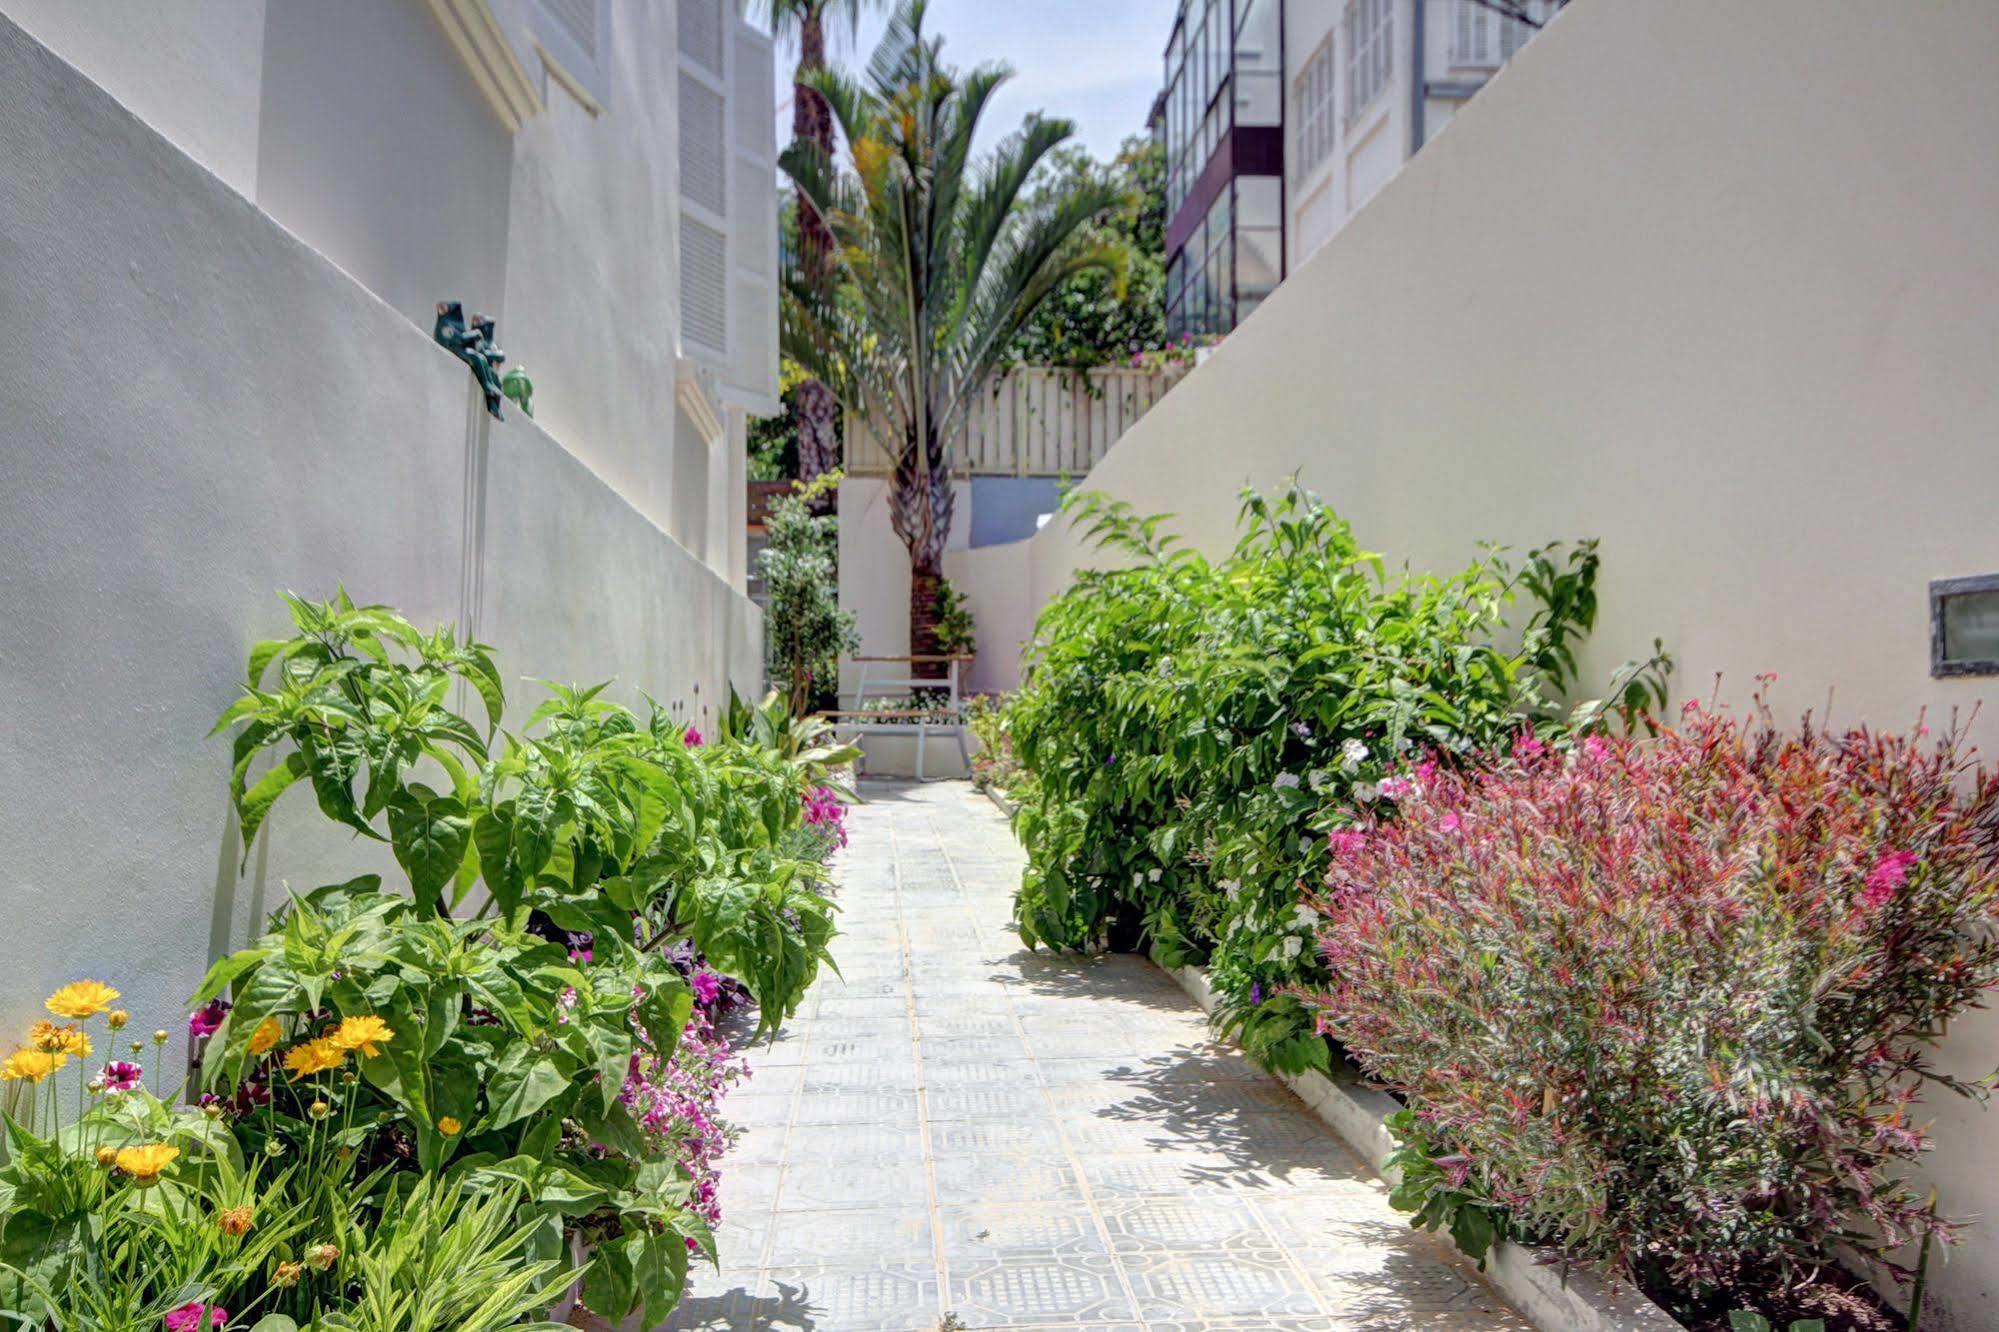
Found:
<box><xmin>951</xmin><ymin>1</ymin><xmax>1999</xmax><ymax>1324</ymax></box>
<box><xmin>0</xmin><ymin>13</ymin><xmax>761</xmax><ymax>1097</ymax></box>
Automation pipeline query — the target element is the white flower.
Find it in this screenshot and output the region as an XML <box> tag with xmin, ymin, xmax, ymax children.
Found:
<box><xmin>1221</xmin><ymin>878</ymin><xmax>1241</xmax><ymax>899</ymax></box>
<box><xmin>1280</xmin><ymin>935</ymin><xmax>1304</xmax><ymax>962</ymax></box>
<box><xmin>1307</xmin><ymin>768</ymin><xmax>1329</xmax><ymax>791</ymax></box>
<box><xmin>1147</xmin><ymin>868</ymin><xmax>1162</xmax><ymax>883</ymax></box>
<box><xmin>1273</xmin><ymin>773</ymin><xmax>1301</xmax><ymax>790</ymax></box>
<box><xmin>1291</xmin><ymin>722</ymin><xmax>1312</xmax><ymax>740</ymax></box>
<box><xmin>1354</xmin><ymin>781</ymin><xmax>1379</xmax><ymax>803</ymax></box>
<box><xmin>1340</xmin><ymin>739</ymin><xmax>1369</xmax><ymax>773</ymax></box>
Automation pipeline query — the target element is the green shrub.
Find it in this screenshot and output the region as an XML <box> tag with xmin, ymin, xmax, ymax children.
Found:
<box><xmin>758</xmin><ymin>472</ymin><xmax>858</xmax><ymax>715</ymax></box>
<box><xmin>0</xmin><ymin>592</ymin><xmax>840</xmax><ymax>1329</ymax></box>
<box><xmin>1006</xmin><ymin>483</ymin><xmax>1665</xmax><ymax>1072</ymax></box>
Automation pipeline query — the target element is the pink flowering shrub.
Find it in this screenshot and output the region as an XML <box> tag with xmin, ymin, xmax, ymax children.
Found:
<box><xmin>622</xmin><ymin>1009</ymin><xmax>749</xmax><ymax>1239</ymax></box>
<box><xmin>1302</xmin><ymin>704</ymin><xmax>1999</xmax><ymax>1293</ymax></box>
<box><xmin>802</xmin><ymin>784</ymin><xmax>848</xmax><ymax>850</ymax></box>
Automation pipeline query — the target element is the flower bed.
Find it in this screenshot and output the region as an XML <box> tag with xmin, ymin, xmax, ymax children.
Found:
<box><xmin>0</xmin><ymin>594</ymin><xmax>846</xmax><ymax>1329</ymax></box>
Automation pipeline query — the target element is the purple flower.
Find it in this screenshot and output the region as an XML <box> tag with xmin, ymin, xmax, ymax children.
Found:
<box><xmin>690</xmin><ymin>970</ymin><xmax>722</xmax><ymax>1005</ymax></box>
<box><xmin>1250</xmin><ymin>983</ymin><xmax>1263</xmax><ymax>1006</ymax></box>
<box><xmin>187</xmin><ymin>999</ymin><xmax>229</xmax><ymax>1040</ymax></box>
<box><xmin>102</xmin><ymin>1060</ymin><xmax>144</xmax><ymax>1092</ymax></box>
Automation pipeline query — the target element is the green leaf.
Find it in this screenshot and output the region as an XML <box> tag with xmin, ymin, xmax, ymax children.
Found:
<box><xmin>484</xmin><ymin>1045</ymin><xmax>570</xmax><ymax>1131</ymax></box>
<box><xmin>236</xmin><ymin>751</ymin><xmax>309</xmax><ymax>866</ymax></box>
<box><xmin>388</xmin><ymin>786</ymin><xmax>472</xmax><ymax>909</ymax></box>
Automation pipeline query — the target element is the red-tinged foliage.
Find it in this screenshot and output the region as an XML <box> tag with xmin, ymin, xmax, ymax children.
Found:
<box><xmin>1300</xmin><ymin>701</ymin><xmax>1999</xmax><ymax>1294</ymax></box>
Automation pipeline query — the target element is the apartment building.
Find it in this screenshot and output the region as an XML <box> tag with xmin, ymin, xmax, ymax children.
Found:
<box><xmin>1162</xmin><ymin>0</ymin><xmax>1561</xmax><ymax>339</ymax></box>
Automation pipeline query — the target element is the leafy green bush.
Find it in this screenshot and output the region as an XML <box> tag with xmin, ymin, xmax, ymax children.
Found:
<box><xmin>758</xmin><ymin>473</ymin><xmax>858</xmax><ymax>715</ymax></box>
<box><xmin>932</xmin><ymin>577</ymin><xmax>977</xmax><ymax>658</ymax></box>
<box><xmin>0</xmin><ymin>593</ymin><xmax>840</xmax><ymax>1329</ymax></box>
<box><xmin>1006</xmin><ymin>484</ymin><xmax>1665</xmax><ymax>1073</ymax></box>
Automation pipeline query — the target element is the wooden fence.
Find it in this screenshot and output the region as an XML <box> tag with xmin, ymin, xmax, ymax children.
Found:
<box><xmin>843</xmin><ymin>364</ymin><xmax>1187</xmax><ymax>477</ymax></box>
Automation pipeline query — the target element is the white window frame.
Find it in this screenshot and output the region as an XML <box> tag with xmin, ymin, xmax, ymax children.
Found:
<box><xmin>1292</xmin><ymin>34</ymin><xmax>1336</xmax><ymax>180</ymax></box>
<box><xmin>678</xmin><ymin>0</ymin><xmax>732</xmax><ymax>367</ymax></box>
<box><xmin>527</xmin><ymin>0</ymin><xmax>611</xmax><ymax>114</ymax></box>
<box><xmin>1344</xmin><ymin>0</ymin><xmax>1392</xmax><ymax>128</ymax></box>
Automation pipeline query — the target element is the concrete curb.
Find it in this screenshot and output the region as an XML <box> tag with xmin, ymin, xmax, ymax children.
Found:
<box><xmin>977</xmin><ymin>783</ymin><xmax>1018</xmax><ymax>818</ymax></box>
<box><xmin>1152</xmin><ymin>954</ymin><xmax>1684</xmax><ymax>1332</ymax></box>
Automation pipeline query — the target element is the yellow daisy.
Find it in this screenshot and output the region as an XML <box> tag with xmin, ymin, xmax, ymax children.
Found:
<box><xmin>1</xmin><ymin>1048</ymin><xmax>65</xmax><ymax>1083</ymax></box>
<box><xmin>29</xmin><ymin>1021</ymin><xmax>90</xmax><ymax>1058</ymax></box>
<box><xmin>282</xmin><ymin>1038</ymin><xmax>345</xmax><ymax>1077</ymax></box>
<box><xmin>248</xmin><ymin>1017</ymin><xmax>283</xmax><ymax>1055</ymax></box>
<box><xmin>45</xmin><ymin>981</ymin><xmax>121</xmax><ymax>1020</ymax></box>
<box><xmin>436</xmin><ymin>1115</ymin><xmax>462</xmax><ymax>1136</ymax></box>
<box><xmin>113</xmin><ymin>1143</ymin><xmax>179</xmax><ymax>1186</ymax></box>
<box><xmin>328</xmin><ymin>1015</ymin><xmax>394</xmax><ymax>1060</ymax></box>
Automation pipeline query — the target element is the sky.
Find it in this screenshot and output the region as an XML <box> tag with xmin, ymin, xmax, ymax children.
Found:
<box><xmin>770</xmin><ymin>0</ymin><xmax>1167</xmax><ymax>162</ymax></box>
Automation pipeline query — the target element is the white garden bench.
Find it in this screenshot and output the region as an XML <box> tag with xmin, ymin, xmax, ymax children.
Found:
<box><xmin>820</xmin><ymin>653</ymin><xmax>973</xmax><ymax>781</ymax></box>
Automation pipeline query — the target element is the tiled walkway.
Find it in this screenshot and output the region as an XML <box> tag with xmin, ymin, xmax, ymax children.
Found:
<box><xmin>668</xmin><ymin>781</ymin><xmax>1528</xmax><ymax>1332</ymax></box>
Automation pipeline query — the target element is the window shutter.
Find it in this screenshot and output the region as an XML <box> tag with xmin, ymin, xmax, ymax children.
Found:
<box><xmin>725</xmin><ymin>22</ymin><xmax>779</xmax><ymax>410</ymax></box>
<box><xmin>527</xmin><ymin>0</ymin><xmax>612</xmax><ymax>111</ymax></box>
<box><xmin>677</xmin><ymin>0</ymin><xmax>730</xmax><ymax>364</ymax></box>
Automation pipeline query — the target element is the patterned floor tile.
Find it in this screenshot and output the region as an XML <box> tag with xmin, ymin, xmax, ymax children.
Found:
<box><xmin>669</xmin><ymin>781</ymin><xmax>1524</xmax><ymax>1332</ymax></box>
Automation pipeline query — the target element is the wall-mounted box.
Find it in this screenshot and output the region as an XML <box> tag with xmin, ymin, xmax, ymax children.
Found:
<box><xmin>1930</xmin><ymin>575</ymin><xmax>1999</xmax><ymax>677</ymax></box>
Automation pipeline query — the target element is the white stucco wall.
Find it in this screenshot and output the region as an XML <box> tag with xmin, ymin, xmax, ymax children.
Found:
<box><xmin>5</xmin><ymin>0</ymin><xmax>268</xmax><ymax>197</ymax></box>
<box><xmin>954</xmin><ymin>2</ymin><xmax>1999</xmax><ymax>1322</ymax></box>
<box><xmin>0</xmin><ymin>11</ymin><xmax>759</xmax><ymax>1105</ymax></box>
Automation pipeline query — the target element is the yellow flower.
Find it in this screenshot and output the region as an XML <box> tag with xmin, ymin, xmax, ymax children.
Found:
<box><xmin>217</xmin><ymin>1205</ymin><xmax>255</xmax><ymax>1237</ymax></box>
<box><xmin>106</xmin><ymin>1010</ymin><xmax>130</xmax><ymax>1031</ymax></box>
<box><xmin>273</xmin><ymin>1259</ymin><xmax>304</xmax><ymax>1288</ymax></box>
<box><xmin>45</xmin><ymin>981</ymin><xmax>120</xmax><ymax>1019</ymax></box>
<box><xmin>94</xmin><ymin>1145</ymin><xmax>118</xmax><ymax>1167</ymax></box>
<box><xmin>248</xmin><ymin>1017</ymin><xmax>283</xmax><ymax>1055</ymax></box>
<box><xmin>329</xmin><ymin>1015</ymin><xmax>394</xmax><ymax>1060</ymax></box>
<box><xmin>436</xmin><ymin>1116</ymin><xmax>462</xmax><ymax>1137</ymax></box>
<box><xmin>29</xmin><ymin>1022</ymin><xmax>90</xmax><ymax>1058</ymax></box>
<box><xmin>1</xmin><ymin>1049</ymin><xmax>66</xmax><ymax>1083</ymax></box>
<box><xmin>114</xmin><ymin>1143</ymin><xmax>179</xmax><ymax>1186</ymax></box>
<box><xmin>282</xmin><ymin>1038</ymin><xmax>344</xmax><ymax>1077</ymax></box>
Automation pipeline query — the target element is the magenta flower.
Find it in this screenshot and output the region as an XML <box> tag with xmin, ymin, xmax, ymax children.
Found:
<box><xmin>1863</xmin><ymin>851</ymin><xmax>1918</xmax><ymax>909</ymax></box>
<box><xmin>187</xmin><ymin>999</ymin><xmax>229</xmax><ymax>1040</ymax></box>
<box><xmin>684</xmin><ymin>726</ymin><xmax>703</xmax><ymax>747</ymax></box>
<box><xmin>690</xmin><ymin>970</ymin><xmax>722</xmax><ymax>1005</ymax></box>
<box><xmin>1327</xmin><ymin>829</ymin><xmax>1369</xmax><ymax>859</ymax></box>
<box><xmin>1438</xmin><ymin>813</ymin><xmax>1463</xmax><ymax>833</ymax></box>
<box><xmin>164</xmin><ymin>1304</ymin><xmax>227</xmax><ymax>1332</ymax></box>
<box><xmin>102</xmin><ymin>1060</ymin><xmax>144</xmax><ymax>1092</ymax></box>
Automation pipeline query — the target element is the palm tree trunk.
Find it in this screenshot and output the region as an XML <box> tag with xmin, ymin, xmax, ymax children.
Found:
<box><xmin>889</xmin><ymin>421</ymin><xmax>954</xmax><ymax>679</ymax></box>
<box><xmin>791</xmin><ymin>11</ymin><xmax>839</xmax><ymax>509</ymax></box>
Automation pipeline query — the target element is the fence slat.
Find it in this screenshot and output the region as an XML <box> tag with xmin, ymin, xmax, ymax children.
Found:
<box><xmin>847</xmin><ymin>363</ymin><xmax>1186</xmax><ymax>478</ymax></box>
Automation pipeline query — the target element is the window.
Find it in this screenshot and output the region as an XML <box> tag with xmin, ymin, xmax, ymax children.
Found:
<box><xmin>529</xmin><ymin>0</ymin><xmax>612</xmax><ymax>112</ymax></box>
<box><xmin>1344</xmin><ymin>0</ymin><xmax>1392</xmax><ymax>126</ymax></box>
<box><xmin>1293</xmin><ymin>35</ymin><xmax>1335</xmax><ymax>178</ymax></box>
<box><xmin>1452</xmin><ymin>0</ymin><xmax>1551</xmax><ymax>70</ymax></box>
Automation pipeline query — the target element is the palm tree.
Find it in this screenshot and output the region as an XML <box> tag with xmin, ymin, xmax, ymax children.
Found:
<box><xmin>780</xmin><ymin>0</ymin><xmax>1126</xmax><ymax>668</ymax></box>
<box><xmin>758</xmin><ymin>0</ymin><xmax>882</xmax><ymax>501</ymax></box>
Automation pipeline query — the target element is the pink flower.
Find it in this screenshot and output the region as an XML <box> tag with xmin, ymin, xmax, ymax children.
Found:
<box><xmin>690</xmin><ymin>970</ymin><xmax>722</xmax><ymax>1005</ymax></box>
<box><xmin>102</xmin><ymin>1060</ymin><xmax>144</xmax><ymax>1092</ymax></box>
<box><xmin>187</xmin><ymin>999</ymin><xmax>229</xmax><ymax>1040</ymax></box>
<box><xmin>164</xmin><ymin>1304</ymin><xmax>227</xmax><ymax>1332</ymax></box>
<box><xmin>1863</xmin><ymin>851</ymin><xmax>1918</xmax><ymax>909</ymax></box>
<box><xmin>1582</xmin><ymin>735</ymin><xmax>1609</xmax><ymax>761</ymax></box>
<box><xmin>1438</xmin><ymin>813</ymin><xmax>1462</xmax><ymax>833</ymax></box>
<box><xmin>1512</xmin><ymin>733</ymin><xmax>1547</xmax><ymax>761</ymax></box>
<box><xmin>684</xmin><ymin>727</ymin><xmax>703</xmax><ymax>748</ymax></box>
<box><xmin>1327</xmin><ymin>829</ymin><xmax>1369</xmax><ymax>859</ymax></box>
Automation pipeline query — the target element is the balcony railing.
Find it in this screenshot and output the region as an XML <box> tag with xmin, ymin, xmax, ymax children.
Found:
<box><xmin>843</xmin><ymin>363</ymin><xmax>1189</xmax><ymax>478</ymax></box>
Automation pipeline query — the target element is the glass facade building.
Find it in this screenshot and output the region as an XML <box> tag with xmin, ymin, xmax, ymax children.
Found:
<box><xmin>1162</xmin><ymin>0</ymin><xmax>1285</xmax><ymax>339</ymax></box>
